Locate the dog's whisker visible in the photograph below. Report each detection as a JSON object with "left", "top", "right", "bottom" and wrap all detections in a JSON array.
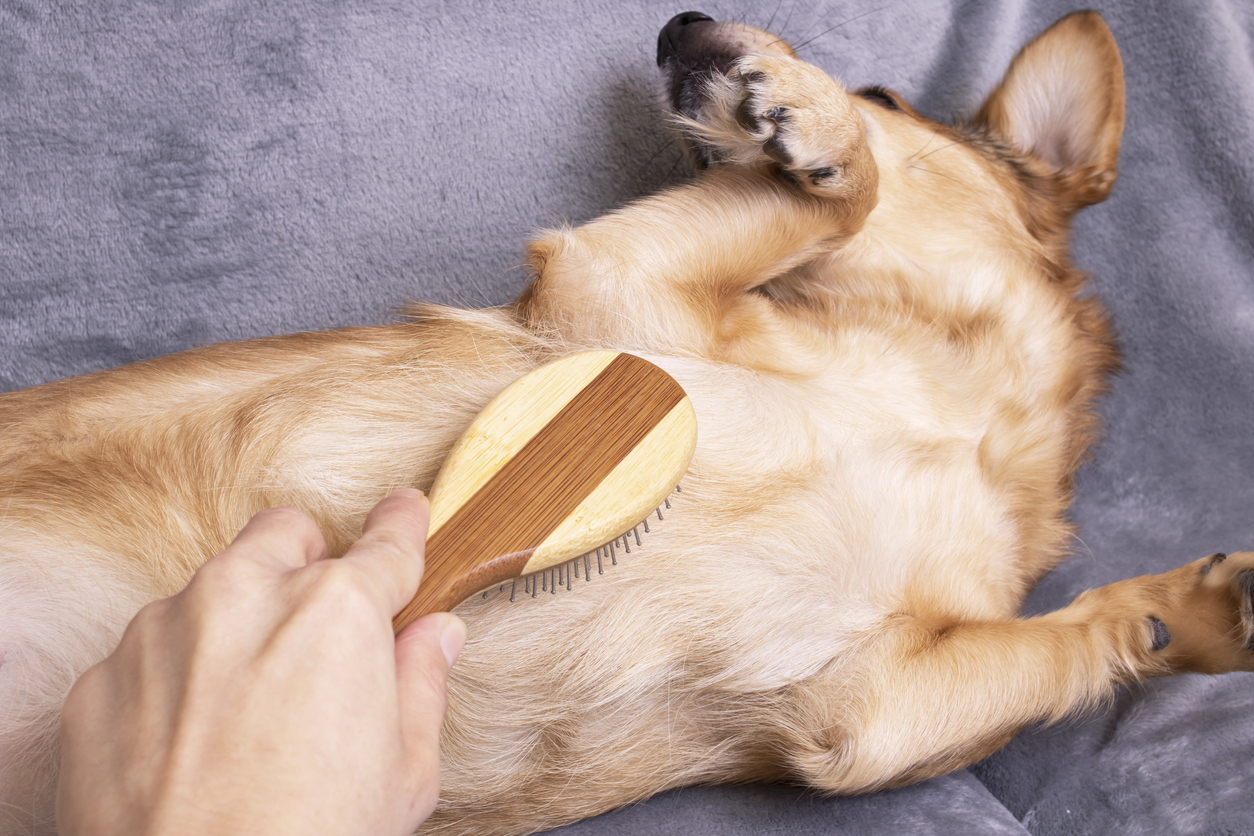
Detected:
[
  {"left": 779, "top": 0, "right": 797, "bottom": 41},
  {"left": 912, "top": 127, "right": 941, "bottom": 161},
  {"left": 765, "top": 0, "right": 785, "bottom": 33},
  {"left": 790, "top": 6, "right": 891, "bottom": 54},
  {"left": 907, "top": 164, "right": 966, "bottom": 187},
  {"left": 911, "top": 129, "right": 984, "bottom": 163}
]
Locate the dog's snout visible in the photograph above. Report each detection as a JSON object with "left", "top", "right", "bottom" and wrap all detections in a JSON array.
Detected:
[{"left": 657, "top": 11, "right": 715, "bottom": 67}]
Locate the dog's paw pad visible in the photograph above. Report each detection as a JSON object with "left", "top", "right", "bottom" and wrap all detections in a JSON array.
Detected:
[
  {"left": 1148, "top": 616, "right": 1172, "bottom": 651},
  {"left": 722, "top": 56, "right": 861, "bottom": 193},
  {"left": 1170, "top": 550, "right": 1254, "bottom": 669}
]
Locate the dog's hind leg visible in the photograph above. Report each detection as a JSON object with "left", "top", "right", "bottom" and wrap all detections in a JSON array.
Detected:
[{"left": 780, "top": 551, "right": 1254, "bottom": 793}]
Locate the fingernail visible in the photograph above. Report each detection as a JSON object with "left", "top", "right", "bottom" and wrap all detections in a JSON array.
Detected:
[
  {"left": 392, "top": 487, "right": 425, "bottom": 501},
  {"left": 439, "top": 615, "right": 467, "bottom": 669}
]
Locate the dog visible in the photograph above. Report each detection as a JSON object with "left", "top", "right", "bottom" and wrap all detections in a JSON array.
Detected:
[{"left": 2, "top": 9, "right": 1252, "bottom": 835}]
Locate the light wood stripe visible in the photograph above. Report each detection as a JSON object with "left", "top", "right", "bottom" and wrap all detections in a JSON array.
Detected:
[
  {"left": 393, "top": 352, "right": 688, "bottom": 628},
  {"left": 521, "top": 397, "right": 696, "bottom": 573},
  {"left": 426, "top": 351, "right": 616, "bottom": 534}
]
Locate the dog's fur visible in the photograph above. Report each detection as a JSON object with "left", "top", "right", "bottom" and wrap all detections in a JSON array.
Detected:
[{"left": 2, "top": 11, "right": 1253, "bottom": 835}]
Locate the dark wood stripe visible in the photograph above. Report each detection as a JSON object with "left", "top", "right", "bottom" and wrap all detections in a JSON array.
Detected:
[{"left": 394, "top": 353, "right": 685, "bottom": 627}]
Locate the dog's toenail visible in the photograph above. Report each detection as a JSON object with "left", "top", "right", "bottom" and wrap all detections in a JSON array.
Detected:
[
  {"left": 765, "top": 106, "right": 789, "bottom": 122},
  {"left": 1148, "top": 617, "right": 1171, "bottom": 651},
  {"left": 1200, "top": 553, "right": 1226, "bottom": 576}
]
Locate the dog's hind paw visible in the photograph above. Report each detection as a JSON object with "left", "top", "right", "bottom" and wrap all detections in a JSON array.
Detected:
[{"left": 1091, "top": 551, "right": 1254, "bottom": 676}]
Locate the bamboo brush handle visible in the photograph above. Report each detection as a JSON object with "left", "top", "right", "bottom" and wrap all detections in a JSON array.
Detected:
[{"left": 392, "top": 351, "right": 696, "bottom": 633}]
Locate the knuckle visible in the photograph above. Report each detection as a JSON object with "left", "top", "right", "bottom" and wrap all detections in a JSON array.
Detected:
[
  {"left": 302, "top": 561, "right": 380, "bottom": 621},
  {"left": 127, "top": 597, "right": 173, "bottom": 635},
  {"left": 357, "top": 530, "right": 423, "bottom": 578},
  {"left": 63, "top": 661, "right": 105, "bottom": 710},
  {"left": 255, "top": 506, "right": 323, "bottom": 541},
  {"left": 191, "top": 550, "right": 257, "bottom": 596}
]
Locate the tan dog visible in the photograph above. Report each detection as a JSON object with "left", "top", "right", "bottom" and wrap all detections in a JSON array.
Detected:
[{"left": 2, "top": 10, "right": 1252, "bottom": 835}]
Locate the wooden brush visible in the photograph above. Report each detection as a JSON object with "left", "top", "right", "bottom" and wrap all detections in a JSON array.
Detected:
[{"left": 392, "top": 351, "right": 697, "bottom": 633}]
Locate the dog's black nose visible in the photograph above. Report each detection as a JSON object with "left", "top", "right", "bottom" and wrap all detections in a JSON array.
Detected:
[{"left": 657, "top": 11, "right": 714, "bottom": 67}]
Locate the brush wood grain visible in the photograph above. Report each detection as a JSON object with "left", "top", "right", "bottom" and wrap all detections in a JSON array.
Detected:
[{"left": 392, "top": 351, "right": 696, "bottom": 632}]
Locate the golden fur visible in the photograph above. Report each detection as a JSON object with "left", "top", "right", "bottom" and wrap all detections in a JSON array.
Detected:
[{"left": 2, "top": 11, "right": 1253, "bottom": 835}]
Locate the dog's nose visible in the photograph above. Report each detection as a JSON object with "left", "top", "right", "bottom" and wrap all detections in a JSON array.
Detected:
[{"left": 657, "top": 11, "right": 714, "bottom": 67}]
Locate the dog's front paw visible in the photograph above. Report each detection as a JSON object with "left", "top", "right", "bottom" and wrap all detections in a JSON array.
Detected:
[{"left": 687, "top": 55, "right": 868, "bottom": 197}]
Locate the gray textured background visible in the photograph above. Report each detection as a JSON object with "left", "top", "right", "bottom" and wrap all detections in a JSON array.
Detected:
[{"left": 2, "top": 1, "right": 1252, "bottom": 833}]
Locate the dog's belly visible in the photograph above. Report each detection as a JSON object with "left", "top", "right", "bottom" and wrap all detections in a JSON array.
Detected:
[
  {"left": 426, "top": 349, "right": 1063, "bottom": 821},
  {"left": 0, "top": 541, "right": 145, "bottom": 835},
  {"left": 0, "top": 310, "right": 1083, "bottom": 834}
]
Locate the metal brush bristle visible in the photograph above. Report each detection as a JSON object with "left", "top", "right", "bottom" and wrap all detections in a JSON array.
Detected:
[{"left": 479, "top": 484, "right": 683, "bottom": 604}]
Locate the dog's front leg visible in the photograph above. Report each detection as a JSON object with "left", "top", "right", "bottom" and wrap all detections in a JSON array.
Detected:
[
  {"left": 781, "top": 551, "right": 1254, "bottom": 793},
  {"left": 516, "top": 56, "right": 877, "bottom": 364},
  {"left": 516, "top": 166, "right": 867, "bottom": 364}
]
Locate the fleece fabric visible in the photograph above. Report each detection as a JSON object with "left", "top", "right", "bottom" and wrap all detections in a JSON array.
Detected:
[{"left": 2, "top": 1, "right": 1252, "bottom": 833}]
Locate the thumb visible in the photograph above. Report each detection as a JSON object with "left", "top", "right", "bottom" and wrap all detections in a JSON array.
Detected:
[{"left": 394, "top": 613, "right": 466, "bottom": 813}]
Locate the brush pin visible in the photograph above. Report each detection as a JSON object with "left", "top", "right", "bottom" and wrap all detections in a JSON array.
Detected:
[{"left": 483, "top": 486, "right": 680, "bottom": 605}]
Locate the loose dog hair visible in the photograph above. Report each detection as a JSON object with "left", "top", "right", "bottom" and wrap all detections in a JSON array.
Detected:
[{"left": 2, "top": 11, "right": 1252, "bottom": 836}]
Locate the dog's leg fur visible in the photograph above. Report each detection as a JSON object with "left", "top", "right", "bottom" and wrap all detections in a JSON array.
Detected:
[
  {"left": 518, "top": 159, "right": 876, "bottom": 369},
  {"left": 781, "top": 551, "right": 1254, "bottom": 793}
]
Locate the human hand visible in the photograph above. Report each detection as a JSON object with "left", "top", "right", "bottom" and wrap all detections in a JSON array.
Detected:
[{"left": 57, "top": 489, "right": 464, "bottom": 836}]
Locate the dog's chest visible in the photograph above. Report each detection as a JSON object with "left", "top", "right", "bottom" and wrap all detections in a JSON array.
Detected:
[{"left": 656, "top": 355, "right": 1035, "bottom": 613}]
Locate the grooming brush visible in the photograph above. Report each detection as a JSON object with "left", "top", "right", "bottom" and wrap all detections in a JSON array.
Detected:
[{"left": 392, "top": 350, "right": 697, "bottom": 634}]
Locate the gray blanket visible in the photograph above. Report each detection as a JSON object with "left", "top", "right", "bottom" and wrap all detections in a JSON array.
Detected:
[{"left": 3, "top": 1, "right": 1252, "bottom": 833}]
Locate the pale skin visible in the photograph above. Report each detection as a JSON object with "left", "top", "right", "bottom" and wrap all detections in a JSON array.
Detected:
[{"left": 56, "top": 489, "right": 464, "bottom": 836}]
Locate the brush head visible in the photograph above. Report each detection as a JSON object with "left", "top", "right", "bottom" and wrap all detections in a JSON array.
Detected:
[{"left": 393, "top": 351, "right": 696, "bottom": 632}]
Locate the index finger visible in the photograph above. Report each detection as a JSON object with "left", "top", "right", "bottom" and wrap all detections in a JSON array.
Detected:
[{"left": 340, "top": 489, "right": 431, "bottom": 617}]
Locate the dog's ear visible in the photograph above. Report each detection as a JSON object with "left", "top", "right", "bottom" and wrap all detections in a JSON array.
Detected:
[{"left": 977, "top": 11, "right": 1125, "bottom": 207}]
